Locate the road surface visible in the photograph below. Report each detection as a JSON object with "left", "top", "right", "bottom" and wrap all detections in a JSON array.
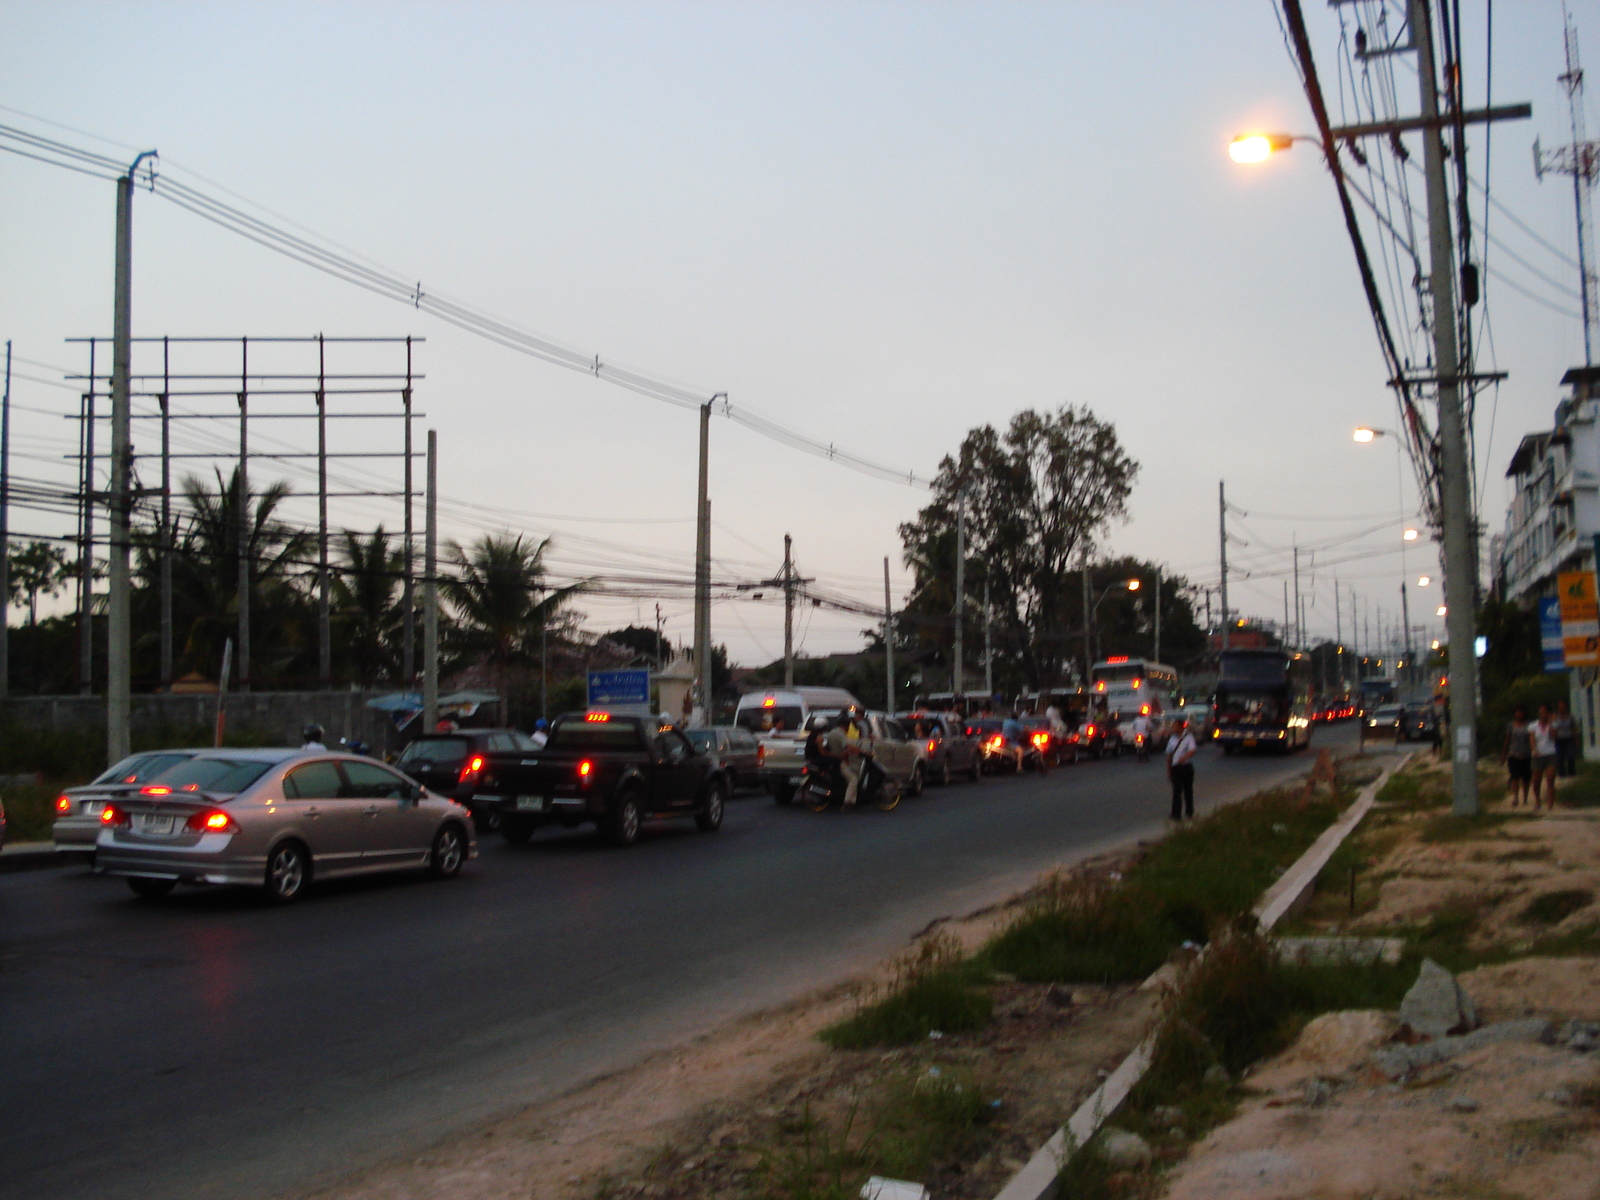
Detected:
[{"left": 0, "top": 725, "right": 1357, "bottom": 1200}]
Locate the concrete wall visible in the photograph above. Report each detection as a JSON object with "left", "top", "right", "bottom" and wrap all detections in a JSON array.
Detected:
[{"left": 0, "top": 690, "right": 394, "bottom": 751}]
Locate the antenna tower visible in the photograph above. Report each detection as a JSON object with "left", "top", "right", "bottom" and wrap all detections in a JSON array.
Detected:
[{"left": 1536, "top": 8, "right": 1600, "bottom": 365}]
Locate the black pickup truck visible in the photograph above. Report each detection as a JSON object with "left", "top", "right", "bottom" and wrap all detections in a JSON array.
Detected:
[{"left": 476, "top": 712, "right": 729, "bottom": 846}]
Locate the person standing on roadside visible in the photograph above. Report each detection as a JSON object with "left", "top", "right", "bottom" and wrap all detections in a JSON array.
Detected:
[
  {"left": 1166, "top": 718, "right": 1198, "bottom": 821},
  {"left": 1552, "top": 700, "right": 1578, "bottom": 778},
  {"left": 1531, "top": 704, "right": 1559, "bottom": 810},
  {"left": 1502, "top": 707, "right": 1532, "bottom": 806}
]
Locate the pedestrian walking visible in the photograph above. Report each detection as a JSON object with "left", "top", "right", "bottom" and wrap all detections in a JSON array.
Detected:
[
  {"left": 1502, "top": 707, "right": 1532, "bottom": 807},
  {"left": 1531, "top": 704, "right": 1559, "bottom": 810},
  {"left": 1553, "top": 700, "right": 1578, "bottom": 778},
  {"left": 1166, "top": 718, "right": 1198, "bottom": 821}
]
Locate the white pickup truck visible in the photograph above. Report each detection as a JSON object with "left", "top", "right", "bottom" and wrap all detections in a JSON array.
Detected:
[{"left": 758, "top": 713, "right": 927, "bottom": 804}]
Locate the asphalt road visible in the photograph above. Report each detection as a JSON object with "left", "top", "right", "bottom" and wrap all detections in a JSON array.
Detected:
[{"left": 0, "top": 724, "right": 1357, "bottom": 1200}]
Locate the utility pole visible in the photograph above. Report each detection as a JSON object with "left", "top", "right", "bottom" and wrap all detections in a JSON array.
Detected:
[
  {"left": 884, "top": 557, "right": 894, "bottom": 711},
  {"left": 158, "top": 341, "right": 172, "bottom": 690},
  {"left": 317, "top": 336, "right": 331, "bottom": 687},
  {"left": 1152, "top": 566, "right": 1161, "bottom": 665},
  {"left": 1335, "top": 577, "right": 1343, "bottom": 687},
  {"left": 692, "top": 397, "right": 718, "bottom": 725},
  {"left": 783, "top": 534, "right": 795, "bottom": 688},
  {"left": 1292, "top": 544, "right": 1301, "bottom": 649},
  {"left": 1535, "top": 11, "right": 1599, "bottom": 365},
  {"left": 1283, "top": 581, "right": 1290, "bottom": 647},
  {"left": 1400, "top": 579, "right": 1414, "bottom": 691},
  {"left": 0, "top": 341, "right": 10, "bottom": 700},
  {"left": 107, "top": 151, "right": 153, "bottom": 765},
  {"left": 1405, "top": 0, "right": 1480, "bottom": 812},
  {"left": 422, "top": 429, "right": 438, "bottom": 734},
  {"left": 983, "top": 576, "right": 993, "bottom": 696},
  {"left": 237, "top": 339, "right": 250, "bottom": 693},
  {"left": 1219, "top": 481, "right": 1230, "bottom": 651},
  {"left": 78, "top": 351, "right": 93, "bottom": 696},
  {"left": 1080, "top": 547, "right": 1092, "bottom": 685},
  {"left": 952, "top": 495, "right": 965, "bottom": 697},
  {"left": 655, "top": 603, "right": 664, "bottom": 667}
]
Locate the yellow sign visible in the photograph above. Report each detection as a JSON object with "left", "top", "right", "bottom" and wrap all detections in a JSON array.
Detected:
[{"left": 1558, "top": 571, "right": 1600, "bottom": 667}]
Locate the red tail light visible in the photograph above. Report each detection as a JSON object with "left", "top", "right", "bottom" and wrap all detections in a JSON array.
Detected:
[
  {"left": 757, "top": 743, "right": 767, "bottom": 765},
  {"left": 987, "top": 735, "right": 1004, "bottom": 750},
  {"left": 578, "top": 760, "right": 593, "bottom": 779},
  {"left": 1031, "top": 732, "right": 1048, "bottom": 747},
  {"left": 458, "top": 754, "right": 485, "bottom": 784},
  {"left": 141, "top": 785, "right": 172, "bottom": 797},
  {"left": 184, "top": 809, "right": 237, "bottom": 834},
  {"left": 101, "top": 803, "right": 130, "bottom": 827},
  {"left": 927, "top": 740, "right": 937, "bottom": 754},
  {"left": 1086, "top": 724, "right": 1097, "bottom": 737},
  {"left": 55, "top": 794, "right": 73, "bottom": 814}
]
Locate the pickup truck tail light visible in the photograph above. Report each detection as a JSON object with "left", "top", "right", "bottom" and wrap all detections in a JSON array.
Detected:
[
  {"left": 927, "top": 740, "right": 937, "bottom": 755},
  {"left": 578, "top": 760, "right": 594, "bottom": 785},
  {"left": 458, "top": 755, "right": 485, "bottom": 785},
  {"left": 756, "top": 742, "right": 766, "bottom": 766}
]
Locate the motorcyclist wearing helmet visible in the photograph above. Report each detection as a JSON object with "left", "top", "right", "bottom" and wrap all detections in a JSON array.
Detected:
[
  {"left": 302, "top": 723, "right": 327, "bottom": 751},
  {"left": 803, "top": 713, "right": 843, "bottom": 798},
  {"left": 824, "top": 705, "right": 871, "bottom": 806},
  {"left": 530, "top": 718, "right": 550, "bottom": 750}
]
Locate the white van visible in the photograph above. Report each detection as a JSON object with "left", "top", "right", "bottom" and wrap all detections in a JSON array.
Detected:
[{"left": 733, "top": 686, "right": 861, "bottom": 737}]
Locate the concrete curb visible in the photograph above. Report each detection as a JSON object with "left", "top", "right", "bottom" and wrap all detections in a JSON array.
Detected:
[
  {"left": 991, "top": 750, "right": 1413, "bottom": 1200},
  {"left": 0, "top": 843, "right": 72, "bottom": 874}
]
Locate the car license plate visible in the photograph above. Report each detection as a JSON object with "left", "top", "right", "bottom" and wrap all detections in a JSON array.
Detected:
[
  {"left": 515, "top": 795, "right": 545, "bottom": 812},
  {"left": 1242, "top": 738, "right": 1258, "bottom": 748},
  {"left": 138, "top": 813, "right": 177, "bottom": 835}
]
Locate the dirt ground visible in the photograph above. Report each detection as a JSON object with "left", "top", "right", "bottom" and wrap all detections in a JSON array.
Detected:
[
  {"left": 294, "top": 851, "right": 1158, "bottom": 1200},
  {"left": 1158, "top": 757, "right": 1600, "bottom": 1200}
]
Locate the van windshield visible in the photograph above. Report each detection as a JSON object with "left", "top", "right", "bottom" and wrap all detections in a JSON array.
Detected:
[{"left": 736, "top": 706, "right": 803, "bottom": 734}]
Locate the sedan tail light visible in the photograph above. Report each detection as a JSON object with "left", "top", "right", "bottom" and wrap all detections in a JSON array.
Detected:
[
  {"left": 101, "top": 803, "right": 130, "bottom": 828},
  {"left": 55, "top": 794, "right": 73, "bottom": 814},
  {"left": 184, "top": 809, "right": 237, "bottom": 834}
]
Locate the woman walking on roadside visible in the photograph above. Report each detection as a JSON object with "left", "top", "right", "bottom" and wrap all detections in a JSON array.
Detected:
[
  {"left": 1531, "top": 704, "right": 1560, "bottom": 810},
  {"left": 1502, "top": 707, "right": 1532, "bottom": 807}
]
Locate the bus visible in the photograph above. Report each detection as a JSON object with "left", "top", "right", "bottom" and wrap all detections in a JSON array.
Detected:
[
  {"left": 1358, "top": 677, "right": 1397, "bottom": 717},
  {"left": 1089, "top": 657, "right": 1180, "bottom": 722},
  {"left": 1212, "top": 648, "right": 1313, "bottom": 753}
]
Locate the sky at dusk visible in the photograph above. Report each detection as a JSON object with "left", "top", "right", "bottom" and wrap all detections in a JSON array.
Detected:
[{"left": 1, "top": 1, "right": 1592, "bottom": 670}]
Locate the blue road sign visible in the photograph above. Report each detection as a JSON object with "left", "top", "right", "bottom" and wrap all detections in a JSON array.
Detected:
[
  {"left": 588, "top": 669, "right": 651, "bottom": 707},
  {"left": 1540, "top": 595, "right": 1566, "bottom": 672}
]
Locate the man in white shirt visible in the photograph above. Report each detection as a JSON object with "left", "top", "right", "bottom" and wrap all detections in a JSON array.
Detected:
[{"left": 1166, "top": 718, "right": 1199, "bottom": 820}]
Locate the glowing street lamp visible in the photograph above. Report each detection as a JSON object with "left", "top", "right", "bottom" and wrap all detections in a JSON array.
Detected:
[
  {"left": 1403, "top": 527, "right": 1420, "bottom": 541},
  {"left": 1437, "top": 605, "right": 1448, "bottom": 617},
  {"left": 1417, "top": 575, "right": 1431, "bottom": 587},
  {"left": 1228, "top": 132, "right": 1296, "bottom": 163}
]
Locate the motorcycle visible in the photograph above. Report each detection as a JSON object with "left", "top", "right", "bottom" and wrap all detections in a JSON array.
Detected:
[
  {"left": 1022, "top": 732, "right": 1052, "bottom": 775},
  {"left": 1134, "top": 732, "right": 1150, "bottom": 763},
  {"left": 797, "top": 755, "right": 901, "bottom": 812}
]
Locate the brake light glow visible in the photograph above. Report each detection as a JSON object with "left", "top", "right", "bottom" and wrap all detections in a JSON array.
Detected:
[
  {"left": 1107, "top": 655, "right": 1129, "bottom": 663},
  {"left": 101, "top": 803, "right": 130, "bottom": 827},
  {"left": 141, "top": 785, "right": 172, "bottom": 796},
  {"left": 1132, "top": 679, "right": 1142, "bottom": 689},
  {"left": 1140, "top": 705, "right": 1150, "bottom": 715},
  {"left": 584, "top": 712, "right": 611, "bottom": 722},
  {"left": 1031, "top": 733, "right": 1048, "bottom": 747},
  {"left": 578, "top": 760, "right": 593, "bottom": 777},
  {"left": 1086, "top": 724, "right": 1097, "bottom": 736},
  {"left": 757, "top": 743, "right": 766, "bottom": 765},
  {"left": 1095, "top": 682, "right": 1105, "bottom": 691},
  {"left": 987, "top": 735, "right": 1004, "bottom": 750},
  {"left": 185, "top": 809, "right": 237, "bottom": 834},
  {"left": 55, "top": 794, "right": 72, "bottom": 814},
  {"left": 762, "top": 696, "right": 776, "bottom": 707},
  {"left": 927, "top": 740, "right": 937, "bottom": 754},
  {"left": 459, "top": 754, "right": 485, "bottom": 784}
]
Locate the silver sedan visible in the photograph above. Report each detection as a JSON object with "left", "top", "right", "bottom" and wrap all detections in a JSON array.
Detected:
[
  {"left": 94, "top": 748, "right": 476, "bottom": 903},
  {"left": 52, "top": 747, "right": 207, "bottom": 852}
]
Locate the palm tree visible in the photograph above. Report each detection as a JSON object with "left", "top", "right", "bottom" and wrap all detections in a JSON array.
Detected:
[{"left": 331, "top": 526, "right": 403, "bottom": 685}]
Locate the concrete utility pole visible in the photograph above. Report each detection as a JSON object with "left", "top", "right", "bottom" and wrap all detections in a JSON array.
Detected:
[
  {"left": 953, "top": 496, "right": 965, "bottom": 696},
  {"left": 422, "top": 429, "right": 438, "bottom": 733},
  {"left": 0, "top": 341, "right": 10, "bottom": 700},
  {"left": 1292, "top": 545, "right": 1301, "bottom": 649},
  {"left": 317, "top": 337, "right": 331, "bottom": 687},
  {"left": 78, "top": 348, "right": 94, "bottom": 696},
  {"left": 983, "top": 576, "right": 993, "bottom": 696},
  {"left": 692, "top": 398, "right": 718, "bottom": 724},
  {"left": 1080, "top": 547, "right": 1092, "bottom": 685},
  {"left": 883, "top": 557, "right": 894, "bottom": 711},
  {"left": 1335, "top": 577, "right": 1343, "bottom": 685},
  {"left": 1152, "top": 566, "right": 1161, "bottom": 666},
  {"left": 237, "top": 339, "right": 250, "bottom": 693},
  {"left": 1410, "top": 0, "right": 1480, "bottom": 813},
  {"left": 107, "top": 152, "right": 154, "bottom": 765},
  {"left": 158, "top": 341, "right": 172, "bottom": 690},
  {"left": 783, "top": 534, "right": 795, "bottom": 688},
  {"left": 1219, "top": 481, "right": 1230, "bottom": 651},
  {"left": 1400, "top": 579, "right": 1414, "bottom": 689}
]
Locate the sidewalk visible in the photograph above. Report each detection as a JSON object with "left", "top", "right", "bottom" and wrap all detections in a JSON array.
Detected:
[{"left": 0, "top": 841, "right": 64, "bottom": 874}]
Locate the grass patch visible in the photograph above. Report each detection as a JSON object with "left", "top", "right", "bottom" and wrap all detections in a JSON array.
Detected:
[
  {"left": 753, "top": 1070, "right": 994, "bottom": 1200},
  {"left": 987, "top": 782, "right": 1348, "bottom": 985},
  {"left": 1525, "top": 923, "right": 1600, "bottom": 957},
  {"left": 1518, "top": 889, "right": 1595, "bottom": 926},
  {"left": 1419, "top": 811, "right": 1519, "bottom": 844},
  {"left": 2, "top": 780, "right": 60, "bottom": 843},
  {"left": 821, "top": 935, "right": 992, "bottom": 1050}
]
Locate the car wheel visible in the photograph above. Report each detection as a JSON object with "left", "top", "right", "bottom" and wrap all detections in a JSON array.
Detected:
[
  {"left": 607, "top": 792, "right": 643, "bottom": 846},
  {"left": 429, "top": 824, "right": 467, "bottom": 878},
  {"left": 907, "top": 764, "right": 924, "bottom": 798},
  {"left": 500, "top": 818, "right": 535, "bottom": 845},
  {"left": 874, "top": 778, "right": 902, "bottom": 811},
  {"left": 264, "top": 841, "right": 310, "bottom": 905},
  {"left": 969, "top": 755, "right": 983, "bottom": 782},
  {"left": 696, "top": 779, "right": 727, "bottom": 832},
  {"left": 127, "top": 876, "right": 175, "bottom": 900}
]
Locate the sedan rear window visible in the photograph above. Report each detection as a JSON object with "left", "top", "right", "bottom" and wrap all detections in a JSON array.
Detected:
[
  {"left": 150, "top": 758, "right": 274, "bottom": 796},
  {"left": 94, "top": 751, "right": 195, "bottom": 786},
  {"left": 398, "top": 737, "right": 471, "bottom": 767}
]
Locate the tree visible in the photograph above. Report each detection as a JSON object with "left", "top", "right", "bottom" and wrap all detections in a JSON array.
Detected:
[
  {"left": 331, "top": 526, "right": 404, "bottom": 685},
  {"left": 6, "top": 540, "right": 73, "bottom": 625},
  {"left": 601, "top": 625, "right": 673, "bottom": 664},
  {"left": 899, "top": 405, "right": 1139, "bottom": 690}
]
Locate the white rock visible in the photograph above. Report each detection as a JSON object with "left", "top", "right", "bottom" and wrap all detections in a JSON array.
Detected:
[
  {"left": 1399, "top": 958, "right": 1479, "bottom": 1039},
  {"left": 1098, "top": 1127, "right": 1153, "bottom": 1169}
]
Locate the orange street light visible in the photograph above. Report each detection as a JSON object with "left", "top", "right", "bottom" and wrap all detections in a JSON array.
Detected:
[{"left": 1228, "top": 133, "right": 1296, "bottom": 163}]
